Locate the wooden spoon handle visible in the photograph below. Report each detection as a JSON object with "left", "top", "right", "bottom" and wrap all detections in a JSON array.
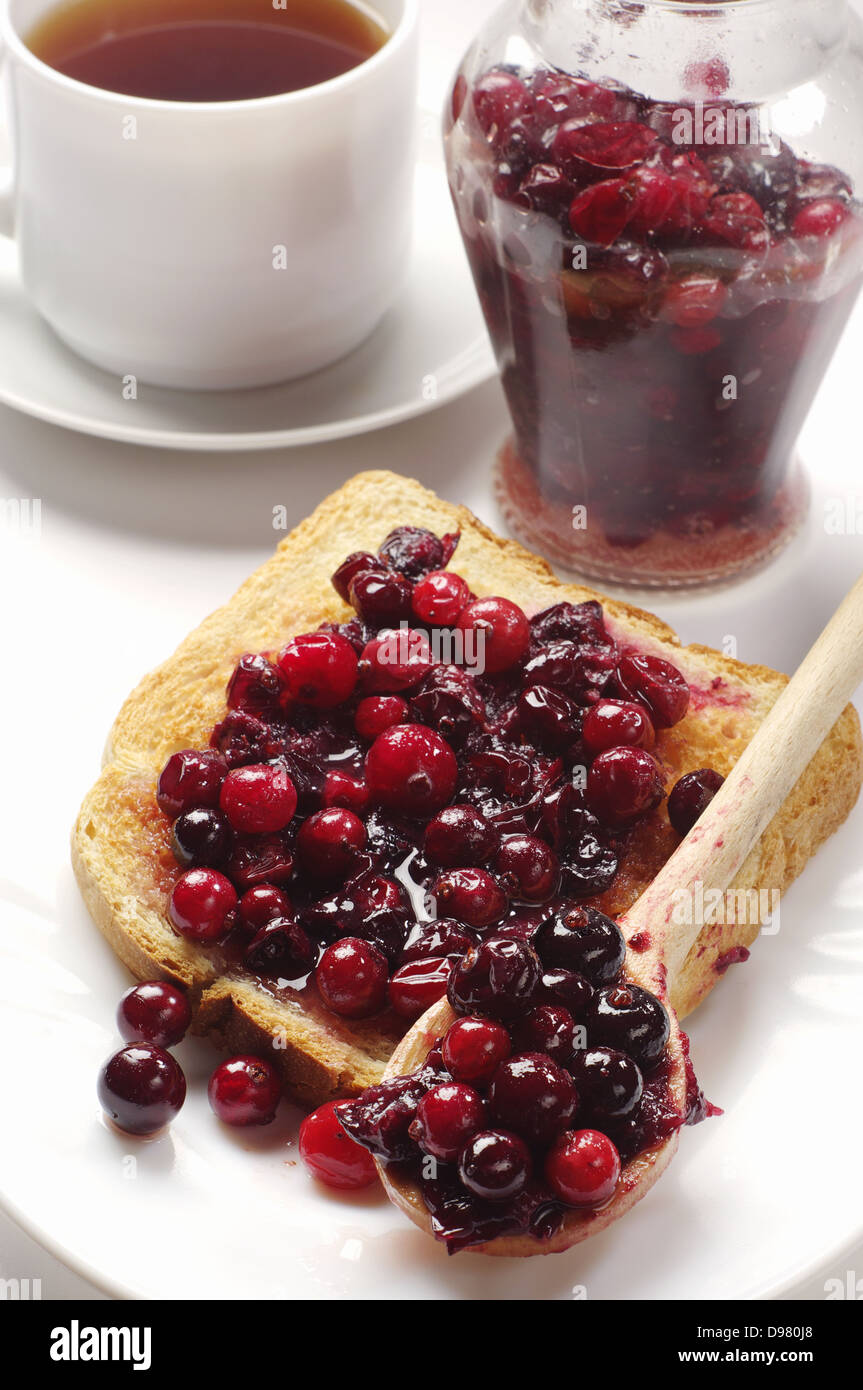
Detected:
[{"left": 624, "top": 570, "right": 863, "bottom": 987}]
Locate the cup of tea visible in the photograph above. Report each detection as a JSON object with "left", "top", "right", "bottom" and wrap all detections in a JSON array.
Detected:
[{"left": 0, "top": 0, "right": 418, "bottom": 389}]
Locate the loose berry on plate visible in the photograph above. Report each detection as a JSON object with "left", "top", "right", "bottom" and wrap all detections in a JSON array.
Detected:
[
  {"left": 299, "top": 1101, "right": 379, "bottom": 1190},
  {"left": 208, "top": 1055, "right": 281, "bottom": 1126},
  {"left": 117, "top": 981, "right": 191, "bottom": 1049},
  {"left": 98, "top": 1043, "right": 186, "bottom": 1137}
]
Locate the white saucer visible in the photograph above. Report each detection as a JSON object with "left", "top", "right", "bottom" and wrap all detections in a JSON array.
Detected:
[{"left": 0, "top": 117, "right": 495, "bottom": 451}]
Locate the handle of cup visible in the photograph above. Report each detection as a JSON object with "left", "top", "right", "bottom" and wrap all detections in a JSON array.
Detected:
[{"left": 0, "top": 40, "right": 14, "bottom": 237}]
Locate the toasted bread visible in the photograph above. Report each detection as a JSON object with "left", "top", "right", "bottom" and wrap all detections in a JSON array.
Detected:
[{"left": 72, "top": 471, "right": 863, "bottom": 1107}]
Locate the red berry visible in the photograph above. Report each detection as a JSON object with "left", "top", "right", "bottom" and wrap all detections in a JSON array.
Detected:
[
  {"left": 667, "top": 768, "right": 724, "bottom": 837},
  {"left": 226, "top": 653, "right": 285, "bottom": 715},
  {"left": 671, "top": 325, "right": 722, "bottom": 356},
  {"left": 616, "top": 654, "right": 690, "bottom": 727},
  {"left": 424, "top": 805, "right": 499, "bottom": 867},
  {"left": 553, "top": 118, "right": 658, "bottom": 177},
  {"left": 456, "top": 597, "right": 530, "bottom": 674},
  {"left": 117, "top": 981, "right": 191, "bottom": 1048},
  {"left": 512, "top": 1004, "right": 576, "bottom": 1065},
  {"left": 331, "top": 551, "right": 381, "bottom": 603},
  {"left": 359, "top": 630, "right": 435, "bottom": 693},
  {"left": 388, "top": 956, "right": 453, "bottom": 1019},
  {"left": 582, "top": 699, "right": 655, "bottom": 755},
  {"left": 365, "top": 724, "right": 457, "bottom": 817},
  {"left": 219, "top": 761, "right": 297, "bottom": 834},
  {"left": 442, "top": 1016, "right": 511, "bottom": 1085},
  {"left": 299, "top": 1100, "right": 378, "bottom": 1190},
  {"left": 244, "top": 917, "right": 315, "bottom": 977},
  {"left": 98, "top": 1043, "right": 186, "bottom": 1136},
  {"left": 278, "top": 631, "right": 358, "bottom": 709},
  {"left": 169, "top": 868, "right": 237, "bottom": 943},
  {"left": 237, "top": 884, "right": 292, "bottom": 933},
  {"left": 488, "top": 1052, "right": 576, "bottom": 1146},
  {"left": 354, "top": 694, "right": 410, "bottom": 741},
  {"left": 320, "top": 770, "right": 369, "bottom": 813},
  {"left": 458, "top": 1129, "right": 532, "bottom": 1202},
  {"left": 495, "top": 834, "right": 560, "bottom": 903},
  {"left": 704, "top": 191, "right": 768, "bottom": 251},
  {"left": 156, "top": 749, "right": 226, "bottom": 818},
  {"left": 208, "top": 1055, "right": 281, "bottom": 1126},
  {"left": 432, "top": 867, "right": 508, "bottom": 928},
  {"left": 226, "top": 835, "right": 294, "bottom": 890},
  {"left": 410, "top": 1083, "right": 486, "bottom": 1162},
  {"left": 411, "top": 570, "right": 471, "bottom": 626},
  {"left": 473, "top": 70, "right": 529, "bottom": 143},
  {"left": 569, "top": 177, "right": 633, "bottom": 246},
  {"left": 660, "top": 273, "right": 727, "bottom": 327},
  {"left": 316, "top": 938, "right": 389, "bottom": 1018},
  {"left": 544, "top": 1129, "right": 621, "bottom": 1208},
  {"left": 349, "top": 569, "right": 413, "bottom": 628},
  {"left": 792, "top": 197, "right": 848, "bottom": 240},
  {"left": 587, "top": 746, "right": 665, "bottom": 825},
  {"left": 297, "top": 807, "right": 366, "bottom": 879}
]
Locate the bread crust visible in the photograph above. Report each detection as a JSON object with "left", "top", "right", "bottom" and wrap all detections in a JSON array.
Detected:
[{"left": 72, "top": 470, "right": 863, "bottom": 1107}]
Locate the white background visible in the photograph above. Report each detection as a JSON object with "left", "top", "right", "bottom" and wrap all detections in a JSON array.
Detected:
[{"left": 1, "top": 0, "right": 862, "bottom": 1299}]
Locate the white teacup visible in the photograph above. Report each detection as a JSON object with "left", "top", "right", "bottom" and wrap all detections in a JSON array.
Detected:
[{"left": 0, "top": 0, "right": 418, "bottom": 389}]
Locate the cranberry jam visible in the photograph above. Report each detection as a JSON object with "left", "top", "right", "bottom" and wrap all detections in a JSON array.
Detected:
[
  {"left": 335, "top": 928, "right": 704, "bottom": 1254},
  {"left": 445, "top": 64, "right": 863, "bottom": 585},
  {"left": 153, "top": 525, "right": 720, "bottom": 1248}
]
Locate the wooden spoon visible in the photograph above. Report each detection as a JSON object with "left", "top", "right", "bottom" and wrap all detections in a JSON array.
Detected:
[{"left": 380, "top": 573, "right": 863, "bottom": 1256}]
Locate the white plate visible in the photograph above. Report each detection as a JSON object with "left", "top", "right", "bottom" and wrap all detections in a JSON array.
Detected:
[
  {"left": 1, "top": 446, "right": 862, "bottom": 1297},
  {"left": 0, "top": 115, "right": 494, "bottom": 451}
]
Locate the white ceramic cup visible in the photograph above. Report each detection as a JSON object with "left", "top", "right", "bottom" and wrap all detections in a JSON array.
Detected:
[{"left": 0, "top": 0, "right": 418, "bottom": 389}]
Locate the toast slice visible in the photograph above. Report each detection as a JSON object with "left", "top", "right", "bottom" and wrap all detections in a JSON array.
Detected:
[{"left": 72, "top": 470, "right": 863, "bottom": 1107}]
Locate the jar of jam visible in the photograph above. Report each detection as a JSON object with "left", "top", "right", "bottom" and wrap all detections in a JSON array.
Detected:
[{"left": 445, "top": 0, "right": 863, "bottom": 586}]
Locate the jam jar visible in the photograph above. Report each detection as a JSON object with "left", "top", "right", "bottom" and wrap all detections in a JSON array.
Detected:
[{"left": 445, "top": 0, "right": 863, "bottom": 586}]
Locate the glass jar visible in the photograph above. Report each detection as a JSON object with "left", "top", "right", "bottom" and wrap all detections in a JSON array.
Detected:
[{"left": 444, "top": 0, "right": 863, "bottom": 587}]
